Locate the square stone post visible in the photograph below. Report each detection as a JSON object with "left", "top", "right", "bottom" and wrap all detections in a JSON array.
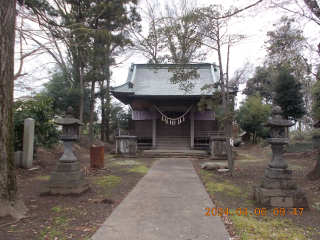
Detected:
[
  {"left": 22, "top": 118, "right": 35, "bottom": 169},
  {"left": 152, "top": 110, "right": 157, "bottom": 149},
  {"left": 190, "top": 111, "right": 194, "bottom": 149},
  {"left": 210, "top": 139, "right": 215, "bottom": 157},
  {"left": 15, "top": 151, "right": 23, "bottom": 167}
]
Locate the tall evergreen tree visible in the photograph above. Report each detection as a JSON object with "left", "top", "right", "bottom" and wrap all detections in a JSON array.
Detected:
[
  {"left": 265, "top": 16, "right": 313, "bottom": 127},
  {"left": 273, "top": 67, "right": 306, "bottom": 122},
  {"left": 84, "top": 0, "right": 141, "bottom": 143}
]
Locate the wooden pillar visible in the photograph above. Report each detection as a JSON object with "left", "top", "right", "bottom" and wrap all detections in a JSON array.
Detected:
[
  {"left": 190, "top": 111, "right": 194, "bottom": 149},
  {"left": 152, "top": 110, "right": 156, "bottom": 149}
]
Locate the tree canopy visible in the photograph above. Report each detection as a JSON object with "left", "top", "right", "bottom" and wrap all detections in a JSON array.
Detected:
[
  {"left": 242, "top": 65, "right": 277, "bottom": 104},
  {"left": 273, "top": 67, "right": 306, "bottom": 122},
  {"left": 237, "top": 95, "right": 271, "bottom": 142}
]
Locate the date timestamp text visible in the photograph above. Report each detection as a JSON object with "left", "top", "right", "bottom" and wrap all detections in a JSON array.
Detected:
[{"left": 205, "top": 207, "right": 304, "bottom": 216}]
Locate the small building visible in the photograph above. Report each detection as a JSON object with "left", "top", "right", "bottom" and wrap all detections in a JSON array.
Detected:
[
  {"left": 111, "top": 63, "right": 237, "bottom": 150},
  {"left": 239, "top": 131, "right": 251, "bottom": 144}
]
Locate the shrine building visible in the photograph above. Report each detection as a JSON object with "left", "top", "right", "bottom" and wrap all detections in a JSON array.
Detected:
[{"left": 111, "top": 63, "right": 237, "bottom": 151}]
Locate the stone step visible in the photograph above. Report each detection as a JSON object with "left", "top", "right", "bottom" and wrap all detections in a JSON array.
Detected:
[
  {"left": 142, "top": 150, "right": 209, "bottom": 158},
  {"left": 156, "top": 142, "right": 189, "bottom": 146},
  {"left": 157, "top": 136, "right": 190, "bottom": 138},
  {"left": 156, "top": 138, "right": 190, "bottom": 142},
  {"left": 156, "top": 138, "right": 189, "bottom": 141},
  {"left": 155, "top": 148, "right": 191, "bottom": 151},
  {"left": 155, "top": 137, "right": 191, "bottom": 150},
  {"left": 155, "top": 145, "right": 190, "bottom": 149},
  {"left": 156, "top": 141, "right": 190, "bottom": 145}
]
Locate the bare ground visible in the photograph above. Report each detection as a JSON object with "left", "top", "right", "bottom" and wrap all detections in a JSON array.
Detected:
[
  {"left": 191, "top": 143, "right": 320, "bottom": 239},
  {"left": 0, "top": 142, "right": 319, "bottom": 239},
  {"left": 0, "top": 142, "right": 157, "bottom": 240}
]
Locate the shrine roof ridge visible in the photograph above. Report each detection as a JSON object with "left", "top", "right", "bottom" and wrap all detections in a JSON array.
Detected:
[{"left": 111, "top": 63, "right": 223, "bottom": 97}]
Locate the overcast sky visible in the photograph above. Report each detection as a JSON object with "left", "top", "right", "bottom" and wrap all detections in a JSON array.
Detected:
[{"left": 14, "top": 0, "right": 320, "bottom": 103}]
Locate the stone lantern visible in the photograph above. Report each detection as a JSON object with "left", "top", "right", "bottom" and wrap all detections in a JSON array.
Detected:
[
  {"left": 56, "top": 106, "right": 83, "bottom": 163},
  {"left": 41, "top": 107, "right": 90, "bottom": 196},
  {"left": 264, "top": 106, "right": 295, "bottom": 169},
  {"left": 253, "top": 106, "right": 308, "bottom": 208}
]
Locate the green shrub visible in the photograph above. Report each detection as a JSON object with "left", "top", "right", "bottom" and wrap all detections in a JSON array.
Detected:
[
  {"left": 14, "top": 97, "right": 60, "bottom": 155},
  {"left": 290, "top": 130, "right": 305, "bottom": 142},
  {"left": 284, "top": 141, "right": 317, "bottom": 153}
]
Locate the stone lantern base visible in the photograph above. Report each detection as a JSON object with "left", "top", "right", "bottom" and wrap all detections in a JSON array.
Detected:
[
  {"left": 253, "top": 168, "right": 308, "bottom": 208},
  {"left": 41, "top": 162, "right": 90, "bottom": 196}
]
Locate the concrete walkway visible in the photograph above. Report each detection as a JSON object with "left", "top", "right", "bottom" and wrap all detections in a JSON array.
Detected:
[{"left": 91, "top": 158, "right": 230, "bottom": 240}]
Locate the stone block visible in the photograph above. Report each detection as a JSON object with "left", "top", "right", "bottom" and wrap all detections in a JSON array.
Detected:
[
  {"left": 253, "top": 190, "right": 259, "bottom": 201},
  {"left": 293, "top": 197, "right": 309, "bottom": 208},
  {"left": 15, "top": 151, "right": 23, "bottom": 167},
  {"left": 40, "top": 179, "right": 90, "bottom": 196},
  {"left": 265, "top": 168, "right": 292, "bottom": 179},
  {"left": 116, "top": 136, "right": 137, "bottom": 157},
  {"left": 282, "top": 190, "right": 295, "bottom": 197},
  {"left": 22, "top": 118, "right": 35, "bottom": 169},
  {"left": 253, "top": 186, "right": 261, "bottom": 202},
  {"left": 48, "top": 180, "right": 90, "bottom": 188},
  {"left": 55, "top": 162, "right": 80, "bottom": 172},
  {"left": 50, "top": 171, "right": 84, "bottom": 182},
  {"left": 261, "top": 177, "right": 297, "bottom": 190},
  {"left": 254, "top": 187, "right": 272, "bottom": 207},
  {"left": 259, "top": 194, "right": 271, "bottom": 207},
  {"left": 257, "top": 188, "right": 283, "bottom": 197},
  {"left": 270, "top": 197, "right": 293, "bottom": 208},
  {"left": 294, "top": 189, "right": 307, "bottom": 197}
]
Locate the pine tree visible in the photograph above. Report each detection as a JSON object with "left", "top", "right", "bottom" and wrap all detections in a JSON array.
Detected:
[{"left": 273, "top": 67, "right": 306, "bottom": 122}]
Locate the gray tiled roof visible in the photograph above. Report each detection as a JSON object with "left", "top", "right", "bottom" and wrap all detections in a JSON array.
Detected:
[{"left": 111, "top": 63, "right": 221, "bottom": 96}]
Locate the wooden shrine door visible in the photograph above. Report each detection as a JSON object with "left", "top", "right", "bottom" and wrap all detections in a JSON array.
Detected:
[{"left": 157, "top": 119, "right": 190, "bottom": 136}]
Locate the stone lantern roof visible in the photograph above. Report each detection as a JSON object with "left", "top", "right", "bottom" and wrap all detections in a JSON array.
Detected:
[
  {"left": 263, "top": 106, "right": 295, "bottom": 128},
  {"left": 54, "top": 106, "right": 84, "bottom": 126}
]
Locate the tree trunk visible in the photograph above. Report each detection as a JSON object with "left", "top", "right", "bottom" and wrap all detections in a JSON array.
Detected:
[
  {"left": 79, "top": 62, "right": 84, "bottom": 140},
  {"left": 216, "top": 29, "right": 234, "bottom": 175},
  {"left": 100, "top": 81, "right": 105, "bottom": 142},
  {"left": 217, "top": 58, "right": 234, "bottom": 174},
  {"left": 0, "top": 0, "right": 28, "bottom": 219},
  {"left": 88, "top": 81, "right": 95, "bottom": 145},
  {"left": 105, "top": 71, "right": 111, "bottom": 142},
  {"left": 305, "top": 139, "right": 320, "bottom": 181}
]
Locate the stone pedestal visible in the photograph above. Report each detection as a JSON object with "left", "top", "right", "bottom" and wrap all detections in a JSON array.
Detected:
[
  {"left": 254, "top": 106, "right": 308, "bottom": 208},
  {"left": 266, "top": 138, "right": 289, "bottom": 169},
  {"left": 22, "top": 118, "right": 35, "bottom": 169},
  {"left": 58, "top": 139, "right": 78, "bottom": 163},
  {"left": 41, "top": 106, "right": 89, "bottom": 196},
  {"left": 210, "top": 137, "right": 227, "bottom": 160},
  {"left": 41, "top": 162, "right": 90, "bottom": 196},
  {"left": 253, "top": 168, "right": 308, "bottom": 208},
  {"left": 116, "top": 136, "right": 137, "bottom": 157}
]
